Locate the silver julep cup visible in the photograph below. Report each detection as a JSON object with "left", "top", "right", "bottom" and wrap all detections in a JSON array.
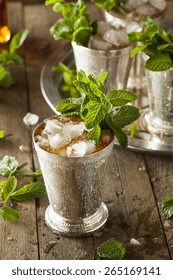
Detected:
[
  {"left": 144, "top": 68, "right": 173, "bottom": 138},
  {"left": 71, "top": 42, "right": 133, "bottom": 90},
  {"left": 33, "top": 121, "right": 114, "bottom": 237}
]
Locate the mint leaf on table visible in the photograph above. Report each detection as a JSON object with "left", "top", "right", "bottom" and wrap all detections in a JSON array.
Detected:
[
  {"left": 2, "top": 176, "right": 17, "bottom": 203},
  {"left": 0, "top": 206, "right": 20, "bottom": 221},
  {"left": 11, "top": 182, "right": 46, "bottom": 201},
  {"left": 0, "top": 155, "right": 18, "bottom": 177},
  {"left": 97, "top": 237, "right": 126, "bottom": 259},
  {"left": 0, "top": 30, "right": 28, "bottom": 88},
  {"left": 0, "top": 130, "right": 5, "bottom": 139},
  {"left": 162, "top": 196, "right": 173, "bottom": 219},
  {"left": 19, "top": 169, "right": 42, "bottom": 178}
]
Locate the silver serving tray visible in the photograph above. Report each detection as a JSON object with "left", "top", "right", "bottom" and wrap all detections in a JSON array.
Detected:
[{"left": 40, "top": 44, "right": 173, "bottom": 156}]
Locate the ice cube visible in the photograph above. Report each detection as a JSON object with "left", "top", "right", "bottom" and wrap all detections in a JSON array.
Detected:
[
  {"left": 149, "top": 0, "right": 167, "bottom": 11},
  {"left": 136, "top": 4, "right": 158, "bottom": 16},
  {"left": 48, "top": 133, "right": 71, "bottom": 149},
  {"left": 62, "top": 121, "right": 86, "bottom": 139},
  {"left": 44, "top": 119, "right": 63, "bottom": 134},
  {"left": 117, "top": 29, "right": 129, "bottom": 45},
  {"left": 88, "top": 35, "right": 113, "bottom": 50},
  {"left": 97, "top": 21, "right": 112, "bottom": 37},
  {"left": 124, "top": 0, "right": 148, "bottom": 11},
  {"left": 103, "top": 29, "right": 121, "bottom": 46},
  {"left": 126, "top": 21, "right": 142, "bottom": 34},
  {"left": 66, "top": 140, "right": 96, "bottom": 157},
  {"left": 35, "top": 135, "right": 49, "bottom": 147},
  {"left": 23, "top": 112, "right": 39, "bottom": 126}
]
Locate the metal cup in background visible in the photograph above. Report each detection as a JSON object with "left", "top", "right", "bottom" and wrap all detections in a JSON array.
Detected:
[
  {"left": 71, "top": 42, "right": 133, "bottom": 91},
  {"left": 143, "top": 68, "right": 173, "bottom": 139},
  {"left": 33, "top": 119, "right": 114, "bottom": 237}
]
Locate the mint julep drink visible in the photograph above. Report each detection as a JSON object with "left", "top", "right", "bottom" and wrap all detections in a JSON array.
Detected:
[
  {"left": 33, "top": 116, "right": 114, "bottom": 236},
  {"left": 34, "top": 116, "right": 113, "bottom": 157}
]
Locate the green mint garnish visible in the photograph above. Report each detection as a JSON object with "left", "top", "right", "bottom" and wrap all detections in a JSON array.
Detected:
[
  {"left": 97, "top": 237, "right": 126, "bottom": 259},
  {"left": 45, "top": 0, "right": 97, "bottom": 46},
  {"left": 128, "top": 16, "right": 173, "bottom": 71},
  {"left": 0, "top": 30, "right": 29, "bottom": 88},
  {"left": 91, "top": 0, "right": 128, "bottom": 13},
  {"left": 53, "top": 62, "right": 79, "bottom": 97},
  {"left": 162, "top": 196, "right": 173, "bottom": 219},
  {"left": 56, "top": 70, "right": 140, "bottom": 148},
  {"left": 0, "top": 130, "right": 5, "bottom": 139},
  {"left": 0, "top": 155, "right": 46, "bottom": 222}
]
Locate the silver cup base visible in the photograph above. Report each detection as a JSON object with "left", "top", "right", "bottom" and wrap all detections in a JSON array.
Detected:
[
  {"left": 143, "top": 112, "right": 173, "bottom": 140},
  {"left": 45, "top": 202, "right": 109, "bottom": 237}
]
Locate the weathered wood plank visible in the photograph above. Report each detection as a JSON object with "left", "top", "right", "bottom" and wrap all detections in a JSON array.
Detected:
[
  {"left": 0, "top": 2, "right": 38, "bottom": 260},
  {"left": 144, "top": 154, "right": 173, "bottom": 258}
]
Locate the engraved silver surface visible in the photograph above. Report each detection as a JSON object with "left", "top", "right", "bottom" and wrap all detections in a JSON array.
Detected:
[
  {"left": 71, "top": 42, "right": 133, "bottom": 91},
  {"left": 33, "top": 121, "right": 114, "bottom": 236},
  {"left": 144, "top": 68, "right": 173, "bottom": 138}
]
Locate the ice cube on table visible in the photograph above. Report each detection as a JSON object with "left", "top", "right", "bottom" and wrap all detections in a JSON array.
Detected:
[
  {"left": 149, "top": 0, "right": 167, "bottom": 11},
  {"left": 126, "top": 21, "right": 142, "bottom": 34},
  {"left": 88, "top": 35, "right": 113, "bottom": 50},
  {"left": 23, "top": 112, "right": 39, "bottom": 126},
  {"left": 66, "top": 140, "right": 96, "bottom": 157},
  {"left": 48, "top": 133, "right": 71, "bottom": 149},
  {"left": 44, "top": 119, "right": 63, "bottom": 134},
  {"left": 62, "top": 121, "right": 86, "bottom": 139}
]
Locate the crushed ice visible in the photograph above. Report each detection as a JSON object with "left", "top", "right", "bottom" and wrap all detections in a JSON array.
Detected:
[{"left": 37, "top": 119, "right": 96, "bottom": 156}]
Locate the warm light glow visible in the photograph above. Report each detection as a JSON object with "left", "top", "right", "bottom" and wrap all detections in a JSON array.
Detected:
[{"left": 0, "top": 25, "right": 11, "bottom": 43}]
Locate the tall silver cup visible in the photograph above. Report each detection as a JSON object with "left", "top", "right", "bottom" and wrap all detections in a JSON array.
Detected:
[
  {"left": 72, "top": 42, "right": 133, "bottom": 90},
  {"left": 33, "top": 120, "right": 114, "bottom": 237},
  {"left": 144, "top": 68, "right": 173, "bottom": 138}
]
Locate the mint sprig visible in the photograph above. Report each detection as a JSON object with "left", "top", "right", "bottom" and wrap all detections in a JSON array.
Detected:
[
  {"left": 128, "top": 16, "right": 173, "bottom": 71},
  {"left": 0, "top": 155, "right": 45, "bottom": 221},
  {"left": 91, "top": 0, "right": 128, "bottom": 14},
  {"left": 56, "top": 70, "right": 140, "bottom": 148},
  {"left": 162, "top": 196, "right": 173, "bottom": 219},
  {"left": 97, "top": 237, "right": 126, "bottom": 259},
  {"left": 45, "top": 0, "right": 97, "bottom": 46},
  {"left": 0, "top": 30, "right": 29, "bottom": 88}
]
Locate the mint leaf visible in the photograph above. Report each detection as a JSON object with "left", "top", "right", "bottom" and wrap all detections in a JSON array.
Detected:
[
  {"left": 0, "top": 206, "right": 20, "bottom": 221},
  {"left": 3, "top": 176, "right": 17, "bottom": 203},
  {"left": 0, "top": 155, "right": 18, "bottom": 176},
  {"left": 107, "top": 106, "right": 140, "bottom": 128},
  {"left": 0, "top": 130, "right": 5, "bottom": 139},
  {"left": 86, "top": 125, "right": 101, "bottom": 145},
  {"left": 162, "top": 196, "right": 173, "bottom": 219},
  {"left": 109, "top": 125, "right": 127, "bottom": 148},
  {"left": 97, "top": 237, "right": 126, "bottom": 259},
  {"left": 0, "top": 66, "right": 14, "bottom": 88},
  {"left": 56, "top": 97, "right": 82, "bottom": 116},
  {"left": 9, "top": 30, "right": 29, "bottom": 54},
  {"left": 107, "top": 90, "right": 137, "bottom": 106},
  {"left": 19, "top": 169, "right": 42, "bottom": 178},
  {"left": 144, "top": 53, "right": 173, "bottom": 71},
  {"left": 11, "top": 182, "right": 46, "bottom": 201}
]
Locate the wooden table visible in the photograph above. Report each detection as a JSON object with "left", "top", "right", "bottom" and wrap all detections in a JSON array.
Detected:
[{"left": 0, "top": 0, "right": 173, "bottom": 260}]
